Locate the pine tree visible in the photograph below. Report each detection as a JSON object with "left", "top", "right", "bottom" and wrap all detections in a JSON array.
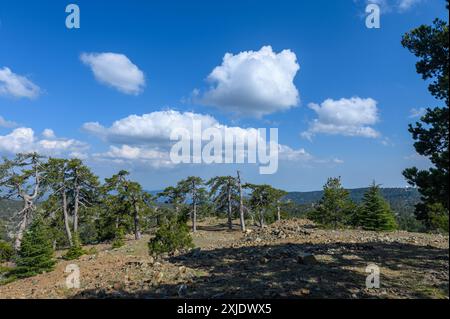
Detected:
[
  {"left": 309, "top": 177, "right": 355, "bottom": 228},
  {"left": 148, "top": 215, "right": 193, "bottom": 254},
  {"left": 207, "top": 176, "right": 239, "bottom": 230},
  {"left": 358, "top": 183, "right": 398, "bottom": 231},
  {"left": 401, "top": 2, "right": 449, "bottom": 230},
  {"left": 12, "top": 216, "right": 55, "bottom": 278},
  {"left": 111, "top": 227, "right": 125, "bottom": 249},
  {"left": 63, "top": 232, "right": 85, "bottom": 260},
  {"left": 177, "top": 176, "right": 207, "bottom": 232}
]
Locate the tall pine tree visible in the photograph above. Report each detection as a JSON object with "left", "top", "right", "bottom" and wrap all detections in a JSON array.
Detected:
[
  {"left": 401, "top": 0, "right": 449, "bottom": 230},
  {"left": 12, "top": 216, "right": 55, "bottom": 278},
  {"left": 309, "top": 177, "right": 355, "bottom": 228},
  {"left": 358, "top": 183, "right": 397, "bottom": 231}
]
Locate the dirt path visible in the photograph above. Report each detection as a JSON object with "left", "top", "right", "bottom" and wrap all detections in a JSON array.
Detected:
[{"left": 0, "top": 218, "right": 448, "bottom": 299}]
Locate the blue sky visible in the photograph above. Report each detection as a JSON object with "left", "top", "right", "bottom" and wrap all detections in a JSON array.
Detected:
[{"left": 0, "top": 0, "right": 447, "bottom": 191}]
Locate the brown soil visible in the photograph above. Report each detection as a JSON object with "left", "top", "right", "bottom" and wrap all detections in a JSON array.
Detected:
[{"left": 0, "top": 218, "right": 448, "bottom": 299}]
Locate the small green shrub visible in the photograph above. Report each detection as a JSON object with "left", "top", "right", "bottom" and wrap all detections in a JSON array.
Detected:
[
  {"left": 148, "top": 217, "right": 194, "bottom": 254},
  {"left": 0, "top": 265, "right": 15, "bottom": 285},
  {"left": 111, "top": 227, "right": 125, "bottom": 249},
  {"left": 85, "top": 247, "right": 98, "bottom": 255},
  {"left": 0, "top": 240, "right": 14, "bottom": 262},
  {"left": 63, "top": 234, "right": 85, "bottom": 260}
]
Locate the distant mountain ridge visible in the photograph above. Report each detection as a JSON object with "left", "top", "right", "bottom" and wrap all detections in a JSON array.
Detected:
[
  {"left": 1, "top": 188, "right": 421, "bottom": 220},
  {"left": 284, "top": 187, "right": 420, "bottom": 205}
]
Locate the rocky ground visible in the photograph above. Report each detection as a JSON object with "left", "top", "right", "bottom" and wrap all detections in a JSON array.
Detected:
[{"left": 0, "top": 218, "right": 448, "bottom": 299}]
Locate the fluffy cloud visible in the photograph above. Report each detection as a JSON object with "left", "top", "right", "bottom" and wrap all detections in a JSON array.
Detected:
[
  {"left": 42, "top": 128, "right": 56, "bottom": 139},
  {"left": 0, "top": 127, "right": 88, "bottom": 156},
  {"left": 0, "top": 67, "right": 41, "bottom": 99},
  {"left": 84, "top": 110, "right": 311, "bottom": 167},
  {"left": 302, "top": 97, "right": 380, "bottom": 139},
  {"left": 83, "top": 110, "right": 218, "bottom": 145},
  {"left": 93, "top": 145, "right": 174, "bottom": 168},
  {"left": 81, "top": 52, "right": 145, "bottom": 95},
  {"left": 196, "top": 46, "right": 300, "bottom": 118}
]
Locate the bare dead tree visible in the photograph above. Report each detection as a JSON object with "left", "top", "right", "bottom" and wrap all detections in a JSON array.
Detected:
[
  {"left": 0, "top": 153, "right": 45, "bottom": 250},
  {"left": 237, "top": 171, "right": 246, "bottom": 232}
]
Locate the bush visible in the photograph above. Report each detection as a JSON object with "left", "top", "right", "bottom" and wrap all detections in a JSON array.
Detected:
[
  {"left": 63, "top": 234, "right": 85, "bottom": 260},
  {"left": 148, "top": 217, "right": 194, "bottom": 254},
  {"left": 11, "top": 217, "right": 55, "bottom": 279},
  {"left": 111, "top": 227, "right": 125, "bottom": 249},
  {"left": 85, "top": 247, "right": 98, "bottom": 255},
  {"left": 428, "top": 203, "right": 449, "bottom": 233},
  {"left": 0, "top": 240, "right": 13, "bottom": 262}
]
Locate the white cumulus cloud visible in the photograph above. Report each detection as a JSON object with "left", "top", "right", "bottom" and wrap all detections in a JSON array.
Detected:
[
  {"left": 0, "top": 67, "right": 41, "bottom": 99},
  {"left": 196, "top": 46, "right": 300, "bottom": 118},
  {"left": 83, "top": 110, "right": 218, "bottom": 145},
  {"left": 94, "top": 145, "right": 174, "bottom": 169},
  {"left": 302, "top": 97, "right": 380, "bottom": 139},
  {"left": 0, "top": 127, "right": 88, "bottom": 156},
  {"left": 84, "top": 110, "right": 312, "bottom": 167},
  {"left": 81, "top": 52, "right": 145, "bottom": 95}
]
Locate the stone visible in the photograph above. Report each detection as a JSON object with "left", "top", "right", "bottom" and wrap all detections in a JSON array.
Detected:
[
  {"left": 178, "top": 284, "right": 187, "bottom": 297},
  {"left": 297, "top": 252, "right": 318, "bottom": 265}
]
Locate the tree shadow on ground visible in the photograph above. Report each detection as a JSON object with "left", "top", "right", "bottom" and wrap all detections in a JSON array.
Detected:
[{"left": 72, "top": 241, "right": 449, "bottom": 299}]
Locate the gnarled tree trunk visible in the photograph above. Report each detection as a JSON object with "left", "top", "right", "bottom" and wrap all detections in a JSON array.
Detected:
[
  {"left": 227, "top": 184, "right": 232, "bottom": 230},
  {"left": 237, "top": 171, "right": 246, "bottom": 232},
  {"left": 73, "top": 183, "right": 80, "bottom": 235},
  {"left": 62, "top": 189, "right": 73, "bottom": 246},
  {"left": 133, "top": 201, "right": 141, "bottom": 240}
]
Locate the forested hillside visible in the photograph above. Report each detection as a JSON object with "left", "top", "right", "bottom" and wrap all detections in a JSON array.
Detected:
[
  {"left": 285, "top": 187, "right": 420, "bottom": 211},
  {"left": 0, "top": 199, "right": 22, "bottom": 220}
]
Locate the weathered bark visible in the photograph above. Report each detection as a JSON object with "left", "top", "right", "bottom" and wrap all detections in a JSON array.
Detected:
[
  {"left": 259, "top": 210, "right": 265, "bottom": 228},
  {"left": 237, "top": 171, "right": 246, "bottom": 232},
  {"left": 73, "top": 183, "right": 80, "bottom": 234},
  {"left": 192, "top": 201, "right": 197, "bottom": 232},
  {"left": 277, "top": 201, "right": 281, "bottom": 222},
  {"left": 14, "top": 167, "right": 40, "bottom": 250},
  {"left": 133, "top": 201, "right": 141, "bottom": 240},
  {"left": 227, "top": 184, "right": 232, "bottom": 230},
  {"left": 14, "top": 207, "right": 29, "bottom": 251},
  {"left": 62, "top": 190, "right": 73, "bottom": 247},
  {"left": 191, "top": 181, "right": 197, "bottom": 233},
  {"left": 259, "top": 194, "right": 265, "bottom": 228},
  {"left": 14, "top": 198, "right": 36, "bottom": 250}
]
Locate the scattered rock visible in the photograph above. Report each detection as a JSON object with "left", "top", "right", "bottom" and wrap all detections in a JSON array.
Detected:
[
  {"left": 178, "top": 284, "right": 187, "bottom": 297},
  {"left": 297, "top": 253, "right": 318, "bottom": 265}
]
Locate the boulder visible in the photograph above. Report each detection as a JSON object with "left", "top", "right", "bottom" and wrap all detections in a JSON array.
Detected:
[{"left": 297, "top": 252, "right": 318, "bottom": 265}]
